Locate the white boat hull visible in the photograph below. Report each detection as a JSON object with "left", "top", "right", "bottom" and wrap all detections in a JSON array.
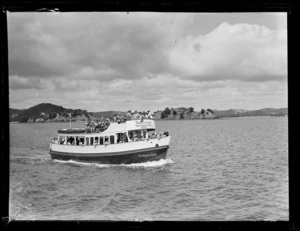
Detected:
[{"left": 49, "top": 136, "right": 171, "bottom": 164}]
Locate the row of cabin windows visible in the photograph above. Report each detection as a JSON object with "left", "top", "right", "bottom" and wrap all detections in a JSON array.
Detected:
[
  {"left": 83, "top": 136, "right": 115, "bottom": 145},
  {"left": 57, "top": 135, "right": 115, "bottom": 145},
  {"left": 87, "top": 136, "right": 114, "bottom": 145},
  {"left": 128, "top": 130, "right": 148, "bottom": 140},
  {"left": 58, "top": 130, "right": 154, "bottom": 146}
]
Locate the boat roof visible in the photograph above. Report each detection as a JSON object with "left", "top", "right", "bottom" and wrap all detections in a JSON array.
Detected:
[
  {"left": 57, "top": 119, "right": 156, "bottom": 136},
  {"left": 57, "top": 128, "right": 86, "bottom": 134}
]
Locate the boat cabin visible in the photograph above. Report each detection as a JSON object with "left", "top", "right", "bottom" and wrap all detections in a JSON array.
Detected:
[{"left": 53, "top": 119, "right": 165, "bottom": 146}]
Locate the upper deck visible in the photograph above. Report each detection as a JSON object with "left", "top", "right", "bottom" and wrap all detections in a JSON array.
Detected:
[{"left": 57, "top": 119, "right": 156, "bottom": 136}]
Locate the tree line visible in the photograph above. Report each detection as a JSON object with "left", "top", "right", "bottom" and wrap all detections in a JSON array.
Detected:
[{"left": 159, "top": 107, "right": 214, "bottom": 119}]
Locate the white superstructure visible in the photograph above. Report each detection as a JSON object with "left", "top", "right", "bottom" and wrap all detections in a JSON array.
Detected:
[{"left": 49, "top": 119, "right": 171, "bottom": 164}]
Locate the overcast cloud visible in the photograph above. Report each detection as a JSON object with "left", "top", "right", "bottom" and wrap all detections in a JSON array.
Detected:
[{"left": 8, "top": 12, "right": 287, "bottom": 112}]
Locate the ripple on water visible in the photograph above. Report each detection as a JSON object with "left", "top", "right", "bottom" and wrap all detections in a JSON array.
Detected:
[{"left": 9, "top": 118, "right": 288, "bottom": 220}]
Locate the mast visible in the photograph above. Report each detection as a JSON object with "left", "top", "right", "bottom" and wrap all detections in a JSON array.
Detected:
[{"left": 68, "top": 113, "right": 73, "bottom": 129}]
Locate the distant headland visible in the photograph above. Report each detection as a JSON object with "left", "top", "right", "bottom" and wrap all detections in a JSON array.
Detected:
[{"left": 9, "top": 103, "right": 288, "bottom": 123}]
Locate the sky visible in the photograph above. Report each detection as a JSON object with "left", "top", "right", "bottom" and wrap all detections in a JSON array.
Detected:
[{"left": 7, "top": 12, "right": 287, "bottom": 112}]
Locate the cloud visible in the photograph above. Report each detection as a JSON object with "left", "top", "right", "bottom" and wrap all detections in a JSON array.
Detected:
[
  {"left": 7, "top": 12, "right": 192, "bottom": 80},
  {"left": 7, "top": 13, "right": 287, "bottom": 111},
  {"left": 169, "top": 22, "right": 287, "bottom": 82},
  {"left": 8, "top": 13, "right": 287, "bottom": 84},
  {"left": 9, "top": 75, "right": 42, "bottom": 89}
]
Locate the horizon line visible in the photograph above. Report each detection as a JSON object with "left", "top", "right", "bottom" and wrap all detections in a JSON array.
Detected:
[{"left": 9, "top": 102, "right": 288, "bottom": 112}]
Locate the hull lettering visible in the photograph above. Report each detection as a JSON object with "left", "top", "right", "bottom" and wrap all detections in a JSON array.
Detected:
[{"left": 138, "top": 153, "right": 157, "bottom": 158}]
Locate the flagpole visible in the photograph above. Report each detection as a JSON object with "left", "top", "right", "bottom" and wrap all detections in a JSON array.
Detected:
[{"left": 68, "top": 113, "right": 73, "bottom": 129}]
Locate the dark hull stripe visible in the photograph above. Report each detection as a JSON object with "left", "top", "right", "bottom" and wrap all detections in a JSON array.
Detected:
[
  {"left": 50, "top": 146, "right": 169, "bottom": 164},
  {"left": 50, "top": 145, "right": 169, "bottom": 156}
]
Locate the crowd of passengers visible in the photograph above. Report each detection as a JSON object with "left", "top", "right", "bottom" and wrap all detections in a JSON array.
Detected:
[
  {"left": 125, "top": 110, "right": 154, "bottom": 121},
  {"left": 85, "top": 119, "right": 110, "bottom": 133},
  {"left": 52, "top": 131, "right": 169, "bottom": 145},
  {"left": 84, "top": 110, "right": 155, "bottom": 133}
]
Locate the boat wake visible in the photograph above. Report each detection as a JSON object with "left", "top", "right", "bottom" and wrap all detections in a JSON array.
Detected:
[
  {"left": 52, "top": 159, "right": 111, "bottom": 168},
  {"left": 52, "top": 158, "right": 174, "bottom": 169},
  {"left": 121, "top": 158, "right": 174, "bottom": 168}
]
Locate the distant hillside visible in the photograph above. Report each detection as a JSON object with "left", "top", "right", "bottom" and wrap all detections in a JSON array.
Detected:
[
  {"left": 9, "top": 103, "right": 90, "bottom": 122},
  {"left": 9, "top": 103, "right": 288, "bottom": 122},
  {"left": 214, "top": 108, "right": 288, "bottom": 117},
  {"left": 10, "top": 108, "right": 25, "bottom": 120},
  {"left": 153, "top": 107, "right": 215, "bottom": 120},
  {"left": 153, "top": 107, "right": 288, "bottom": 120},
  {"left": 10, "top": 108, "right": 25, "bottom": 115}
]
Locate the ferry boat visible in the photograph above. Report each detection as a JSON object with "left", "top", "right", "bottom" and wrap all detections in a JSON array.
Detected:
[{"left": 49, "top": 119, "right": 171, "bottom": 164}]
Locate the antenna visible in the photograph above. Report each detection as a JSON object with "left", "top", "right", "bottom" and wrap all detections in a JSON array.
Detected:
[{"left": 68, "top": 113, "right": 73, "bottom": 129}]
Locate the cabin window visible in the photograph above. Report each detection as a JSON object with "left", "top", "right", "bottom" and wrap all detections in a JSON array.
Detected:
[
  {"left": 121, "top": 133, "right": 128, "bottom": 143},
  {"left": 86, "top": 137, "right": 89, "bottom": 145},
  {"left": 117, "top": 133, "right": 126, "bottom": 143},
  {"left": 79, "top": 137, "right": 84, "bottom": 145},
  {"left": 143, "top": 130, "right": 147, "bottom": 138},
  {"left": 90, "top": 137, "right": 94, "bottom": 145},
  {"left": 95, "top": 137, "right": 99, "bottom": 144},
  {"left": 105, "top": 136, "right": 109, "bottom": 144},
  {"left": 67, "top": 136, "right": 75, "bottom": 145},
  {"left": 100, "top": 137, "right": 103, "bottom": 145},
  {"left": 147, "top": 130, "right": 156, "bottom": 138},
  {"left": 110, "top": 135, "right": 115, "bottom": 144},
  {"left": 135, "top": 130, "right": 142, "bottom": 139},
  {"left": 128, "top": 131, "right": 134, "bottom": 141}
]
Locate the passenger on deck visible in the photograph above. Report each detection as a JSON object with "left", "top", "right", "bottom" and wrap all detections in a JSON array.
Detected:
[
  {"left": 104, "top": 118, "right": 110, "bottom": 128},
  {"left": 127, "top": 110, "right": 132, "bottom": 120},
  {"left": 116, "top": 113, "right": 120, "bottom": 122},
  {"left": 140, "top": 113, "right": 144, "bottom": 122},
  {"left": 123, "top": 133, "right": 128, "bottom": 142},
  {"left": 158, "top": 132, "right": 163, "bottom": 138},
  {"left": 134, "top": 135, "right": 139, "bottom": 141}
]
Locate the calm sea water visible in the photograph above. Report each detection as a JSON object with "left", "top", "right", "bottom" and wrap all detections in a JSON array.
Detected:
[{"left": 9, "top": 117, "right": 288, "bottom": 221}]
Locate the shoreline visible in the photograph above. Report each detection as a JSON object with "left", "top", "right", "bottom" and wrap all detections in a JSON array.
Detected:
[{"left": 10, "top": 115, "right": 287, "bottom": 123}]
